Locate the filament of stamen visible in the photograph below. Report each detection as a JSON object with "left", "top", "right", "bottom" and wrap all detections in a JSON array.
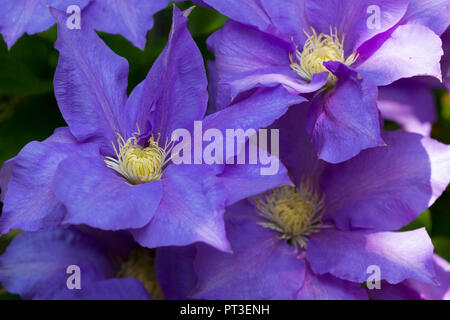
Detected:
[
  {"left": 105, "top": 125, "right": 176, "bottom": 184},
  {"left": 253, "top": 177, "right": 328, "bottom": 250}
]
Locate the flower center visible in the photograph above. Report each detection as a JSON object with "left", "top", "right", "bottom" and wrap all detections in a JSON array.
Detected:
[
  {"left": 105, "top": 126, "right": 175, "bottom": 184},
  {"left": 253, "top": 179, "right": 326, "bottom": 249},
  {"left": 118, "top": 248, "right": 164, "bottom": 299},
  {"left": 289, "top": 27, "right": 358, "bottom": 83}
]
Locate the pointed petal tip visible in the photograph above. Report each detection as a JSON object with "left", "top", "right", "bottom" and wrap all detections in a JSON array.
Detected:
[{"left": 183, "top": 6, "right": 196, "bottom": 18}]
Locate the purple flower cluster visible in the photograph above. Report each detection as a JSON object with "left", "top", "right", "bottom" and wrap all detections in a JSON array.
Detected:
[{"left": 0, "top": 0, "right": 450, "bottom": 300}]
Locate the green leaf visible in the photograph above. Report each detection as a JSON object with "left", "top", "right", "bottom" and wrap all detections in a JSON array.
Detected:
[
  {"left": 0, "top": 93, "right": 65, "bottom": 165},
  {"left": 432, "top": 236, "right": 450, "bottom": 261},
  {"left": 401, "top": 210, "right": 432, "bottom": 232}
]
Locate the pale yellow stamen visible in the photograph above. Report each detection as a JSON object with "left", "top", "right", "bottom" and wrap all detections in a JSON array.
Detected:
[
  {"left": 253, "top": 178, "right": 327, "bottom": 249},
  {"left": 289, "top": 27, "right": 359, "bottom": 84},
  {"left": 105, "top": 125, "right": 175, "bottom": 184}
]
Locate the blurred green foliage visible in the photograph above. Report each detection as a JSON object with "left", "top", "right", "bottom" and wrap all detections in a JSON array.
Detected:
[{"left": 0, "top": 2, "right": 449, "bottom": 299}]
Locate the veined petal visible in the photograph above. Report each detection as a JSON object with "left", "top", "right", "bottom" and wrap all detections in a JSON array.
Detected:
[
  {"left": 200, "top": 0, "right": 273, "bottom": 33},
  {"left": 306, "top": 0, "right": 409, "bottom": 55},
  {"left": 0, "top": 157, "right": 15, "bottom": 202},
  {"left": 307, "top": 228, "right": 436, "bottom": 284},
  {"left": 297, "top": 264, "right": 368, "bottom": 300},
  {"left": 259, "top": 0, "right": 309, "bottom": 45},
  {"left": 227, "top": 67, "right": 328, "bottom": 98},
  {"left": 131, "top": 164, "right": 230, "bottom": 252},
  {"left": 192, "top": 201, "right": 306, "bottom": 300},
  {"left": 271, "top": 103, "right": 324, "bottom": 187},
  {"left": 0, "top": 228, "right": 150, "bottom": 300},
  {"left": 356, "top": 24, "right": 443, "bottom": 86},
  {"left": 405, "top": 254, "right": 450, "bottom": 300},
  {"left": 125, "top": 6, "right": 207, "bottom": 140},
  {"left": 51, "top": 6, "right": 129, "bottom": 155},
  {"left": 203, "top": 86, "right": 306, "bottom": 163},
  {"left": 378, "top": 79, "right": 437, "bottom": 136},
  {"left": 0, "top": 229, "right": 113, "bottom": 299},
  {"left": 400, "top": 0, "right": 450, "bottom": 36},
  {"left": 207, "top": 20, "right": 292, "bottom": 109},
  {"left": 322, "top": 131, "right": 450, "bottom": 231},
  {"left": 0, "top": 0, "right": 90, "bottom": 49},
  {"left": 306, "top": 61, "right": 384, "bottom": 164},
  {"left": 219, "top": 144, "right": 292, "bottom": 206},
  {"left": 53, "top": 155, "right": 162, "bottom": 231},
  {"left": 85, "top": 0, "right": 169, "bottom": 50},
  {"left": 0, "top": 128, "right": 99, "bottom": 234}
]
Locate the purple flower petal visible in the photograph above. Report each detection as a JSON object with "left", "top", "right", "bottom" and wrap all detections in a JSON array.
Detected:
[
  {"left": 0, "top": 128, "right": 99, "bottom": 234},
  {"left": 307, "top": 228, "right": 436, "bottom": 284},
  {"left": 206, "top": 60, "right": 228, "bottom": 113},
  {"left": 259, "top": 0, "right": 309, "bottom": 44},
  {"left": 405, "top": 254, "right": 450, "bottom": 300},
  {"left": 442, "top": 28, "right": 450, "bottom": 90},
  {"left": 203, "top": 86, "right": 306, "bottom": 162},
  {"left": 85, "top": 0, "right": 169, "bottom": 50},
  {"left": 200, "top": 0, "right": 272, "bottom": 33},
  {"left": 297, "top": 264, "right": 368, "bottom": 300},
  {"left": 356, "top": 24, "right": 443, "bottom": 86},
  {"left": 227, "top": 67, "right": 328, "bottom": 98},
  {"left": 0, "top": 228, "right": 150, "bottom": 300},
  {"left": 192, "top": 201, "right": 306, "bottom": 300},
  {"left": 207, "top": 20, "right": 292, "bottom": 109},
  {"left": 219, "top": 148, "right": 292, "bottom": 206},
  {"left": 57, "top": 278, "right": 150, "bottom": 300},
  {"left": 131, "top": 164, "right": 230, "bottom": 252},
  {"left": 156, "top": 246, "right": 197, "bottom": 300},
  {"left": 306, "top": 61, "right": 384, "bottom": 164},
  {"left": 378, "top": 79, "right": 437, "bottom": 136},
  {"left": 272, "top": 103, "right": 324, "bottom": 187},
  {"left": 305, "top": 0, "right": 409, "bottom": 54},
  {"left": 0, "top": 157, "right": 14, "bottom": 202},
  {"left": 51, "top": 6, "right": 129, "bottom": 155},
  {"left": 125, "top": 6, "right": 208, "bottom": 140},
  {"left": 0, "top": 0, "right": 90, "bottom": 49},
  {"left": 322, "top": 130, "right": 450, "bottom": 230},
  {"left": 368, "top": 282, "right": 423, "bottom": 300},
  {"left": 53, "top": 155, "right": 162, "bottom": 231},
  {"left": 400, "top": 0, "right": 450, "bottom": 36},
  {"left": 0, "top": 229, "right": 114, "bottom": 299}
]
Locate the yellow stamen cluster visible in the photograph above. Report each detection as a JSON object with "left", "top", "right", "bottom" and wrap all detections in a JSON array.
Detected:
[
  {"left": 118, "top": 248, "right": 164, "bottom": 299},
  {"left": 105, "top": 126, "right": 175, "bottom": 184},
  {"left": 253, "top": 179, "right": 326, "bottom": 250},
  {"left": 290, "top": 27, "right": 359, "bottom": 84}
]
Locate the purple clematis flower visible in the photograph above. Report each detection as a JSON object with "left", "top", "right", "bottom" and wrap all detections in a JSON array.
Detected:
[
  {"left": 377, "top": 27, "right": 450, "bottom": 136},
  {"left": 444, "top": 28, "right": 450, "bottom": 91},
  {"left": 177, "top": 105, "right": 450, "bottom": 300},
  {"left": 0, "top": 227, "right": 159, "bottom": 300},
  {"left": 377, "top": 78, "right": 438, "bottom": 136},
  {"left": 0, "top": 6, "right": 302, "bottom": 251},
  {"left": 369, "top": 254, "right": 450, "bottom": 300},
  {"left": 202, "top": 0, "right": 450, "bottom": 163},
  {"left": 0, "top": 0, "right": 170, "bottom": 49}
]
